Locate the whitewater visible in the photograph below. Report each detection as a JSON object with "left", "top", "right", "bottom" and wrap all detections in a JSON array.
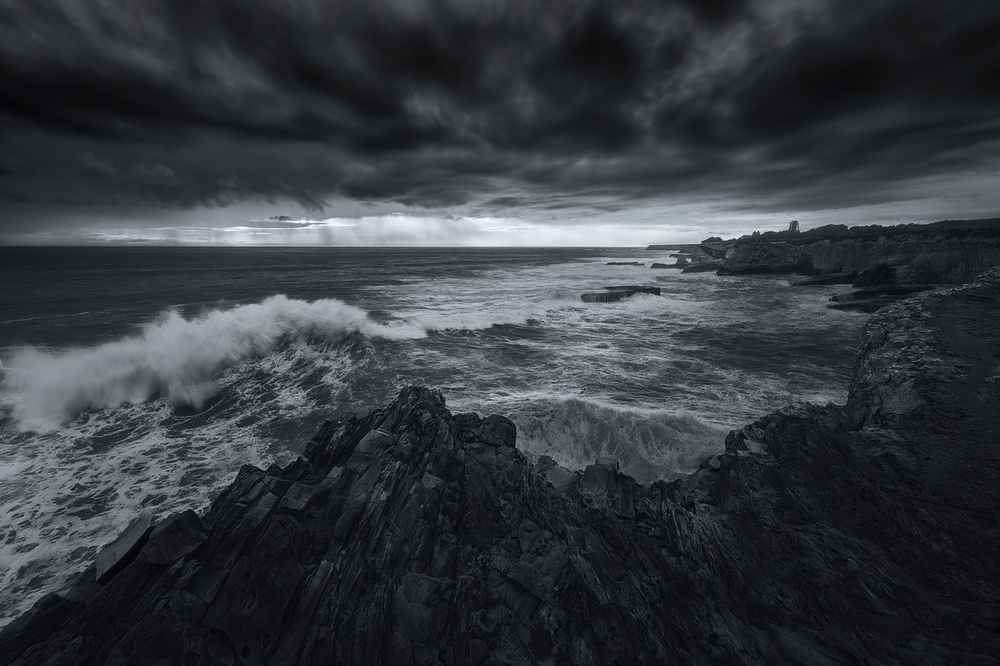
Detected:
[{"left": 0, "top": 246, "right": 867, "bottom": 626}]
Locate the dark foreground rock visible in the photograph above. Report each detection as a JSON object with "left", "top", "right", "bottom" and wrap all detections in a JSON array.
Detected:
[
  {"left": 580, "top": 285, "right": 661, "bottom": 303},
  {"left": 2, "top": 272, "right": 1000, "bottom": 665}
]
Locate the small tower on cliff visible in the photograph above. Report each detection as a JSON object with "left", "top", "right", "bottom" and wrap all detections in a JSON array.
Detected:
[{"left": 789, "top": 220, "right": 800, "bottom": 233}]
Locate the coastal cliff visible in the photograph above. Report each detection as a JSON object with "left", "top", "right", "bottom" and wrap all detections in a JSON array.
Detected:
[
  {"left": 720, "top": 232, "right": 1000, "bottom": 284},
  {"left": 706, "top": 220, "right": 1000, "bottom": 285},
  {"left": 2, "top": 271, "right": 999, "bottom": 664}
]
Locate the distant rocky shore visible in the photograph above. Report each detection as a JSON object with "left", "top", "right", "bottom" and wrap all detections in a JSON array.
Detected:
[
  {"left": 2, "top": 271, "right": 999, "bottom": 664},
  {"left": 649, "top": 218, "right": 1000, "bottom": 311}
]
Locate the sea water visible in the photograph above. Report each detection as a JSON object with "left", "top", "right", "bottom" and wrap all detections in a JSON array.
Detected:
[{"left": 0, "top": 246, "right": 867, "bottom": 625}]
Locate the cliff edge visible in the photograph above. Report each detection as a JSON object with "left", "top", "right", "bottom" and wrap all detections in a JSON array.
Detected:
[
  {"left": 2, "top": 272, "right": 999, "bottom": 665},
  {"left": 711, "top": 221, "right": 1000, "bottom": 285}
]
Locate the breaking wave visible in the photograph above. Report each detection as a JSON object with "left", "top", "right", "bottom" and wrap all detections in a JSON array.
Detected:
[
  {"left": 500, "top": 395, "right": 729, "bottom": 484},
  {"left": 0, "top": 295, "right": 432, "bottom": 428}
]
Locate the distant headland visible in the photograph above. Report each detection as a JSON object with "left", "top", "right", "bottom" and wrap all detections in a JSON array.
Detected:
[{"left": 646, "top": 217, "right": 1000, "bottom": 311}]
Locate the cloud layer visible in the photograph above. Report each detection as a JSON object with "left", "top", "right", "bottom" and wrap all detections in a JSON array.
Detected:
[{"left": 0, "top": 0, "right": 997, "bottom": 241}]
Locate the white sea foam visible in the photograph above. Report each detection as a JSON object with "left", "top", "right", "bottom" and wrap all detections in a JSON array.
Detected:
[
  {"left": 0, "top": 399, "right": 284, "bottom": 628},
  {"left": 453, "top": 392, "right": 729, "bottom": 484},
  {"left": 0, "top": 295, "right": 428, "bottom": 428},
  {"left": 0, "top": 334, "right": 362, "bottom": 628}
]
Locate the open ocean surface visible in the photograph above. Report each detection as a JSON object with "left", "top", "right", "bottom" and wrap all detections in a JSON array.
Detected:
[{"left": 0, "top": 246, "right": 867, "bottom": 626}]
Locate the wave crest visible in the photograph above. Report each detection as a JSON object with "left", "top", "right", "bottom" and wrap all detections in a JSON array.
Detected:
[
  {"left": 503, "top": 395, "right": 728, "bottom": 484},
  {"left": 0, "top": 295, "right": 426, "bottom": 428}
]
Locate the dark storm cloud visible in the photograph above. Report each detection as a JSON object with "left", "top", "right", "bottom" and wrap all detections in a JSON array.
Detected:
[{"left": 0, "top": 0, "right": 997, "bottom": 228}]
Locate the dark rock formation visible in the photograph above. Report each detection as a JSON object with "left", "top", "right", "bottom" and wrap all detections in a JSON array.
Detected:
[
  {"left": 605, "top": 261, "right": 644, "bottom": 266},
  {"left": 790, "top": 272, "right": 856, "bottom": 286},
  {"left": 681, "top": 262, "right": 724, "bottom": 273},
  {"left": 718, "top": 241, "right": 817, "bottom": 275},
  {"left": 3, "top": 272, "right": 1000, "bottom": 665},
  {"left": 650, "top": 259, "right": 688, "bottom": 269},
  {"left": 580, "top": 285, "right": 661, "bottom": 303},
  {"left": 853, "top": 263, "right": 896, "bottom": 287},
  {"left": 718, "top": 228, "right": 1000, "bottom": 283},
  {"left": 828, "top": 285, "right": 935, "bottom": 312}
]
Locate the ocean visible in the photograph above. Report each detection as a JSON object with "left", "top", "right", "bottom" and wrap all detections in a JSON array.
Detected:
[{"left": 0, "top": 246, "right": 866, "bottom": 626}]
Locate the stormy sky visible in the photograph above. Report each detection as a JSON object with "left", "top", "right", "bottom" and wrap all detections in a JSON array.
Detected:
[{"left": 0, "top": 0, "right": 997, "bottom": 245}]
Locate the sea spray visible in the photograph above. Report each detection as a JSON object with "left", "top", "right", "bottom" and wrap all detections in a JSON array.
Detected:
[
  {"left": 459, "top": 394, "right": 729, "bottom": 484},
  {"left": 0, "top": 295, "right": 429, "bottom": 428}
]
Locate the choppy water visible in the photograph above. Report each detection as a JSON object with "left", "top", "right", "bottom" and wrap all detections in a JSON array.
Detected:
[{"left": 0, "top": 246, "right": 866, "bottom": 626}]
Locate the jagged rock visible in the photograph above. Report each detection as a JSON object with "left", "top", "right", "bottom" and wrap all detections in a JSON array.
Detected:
[
  {"left": 95, "top": 514, "right": 153, "bottom": 584},
  {"left": 3, "top": 274, "right": 1000, "bottom": 665}
]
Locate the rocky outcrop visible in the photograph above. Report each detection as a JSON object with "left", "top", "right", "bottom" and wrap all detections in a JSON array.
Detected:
[
  {"left": 718, "top": 240, "right": 813, "bottom": 274},
  {"left": 580, "top": 285, "right": 661, "bottom": 302},
  {"left": 789, "top": 272, "right": 855, "bottom": 286},
  {"left": 828, "top": 285, "right": 936, "bottom": 312},
  {"left": 681, "top": 261, "right": 723, "bottom": 273},
  {"left": 2, "top": 273, "right": 1000, "bottom": 665},
  {"left": 719, "top": 230, "right": 1000, "bottom": 284},
  {"left": 650, "top": 259, "right": 688, "bottom": 269}
]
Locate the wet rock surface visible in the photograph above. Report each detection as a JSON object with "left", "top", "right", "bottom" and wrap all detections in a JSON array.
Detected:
[
  {"left": 789, "top": 272, "right": 856, "bottom": 286},
  {"left": 580, "top": 285, "right": 661, "bottom": 303},
  {"left": 828, "top": 285, "right": 936, "bottom": 312},
  {"left": 2, "top": 273, "right": 1000, "bottom": 665}
]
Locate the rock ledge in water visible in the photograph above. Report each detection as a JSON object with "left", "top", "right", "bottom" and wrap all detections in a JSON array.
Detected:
[{"left": 580, "top": 285, "right": 661, "bottom": 302}]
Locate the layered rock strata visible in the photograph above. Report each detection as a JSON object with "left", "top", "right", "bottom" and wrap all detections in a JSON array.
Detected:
[
  {"left": 718, "top": 231, "right": 1000, "bottom": 284},
  {"left": 2, "top": 272, "right": 999, "bottom": 665}
]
